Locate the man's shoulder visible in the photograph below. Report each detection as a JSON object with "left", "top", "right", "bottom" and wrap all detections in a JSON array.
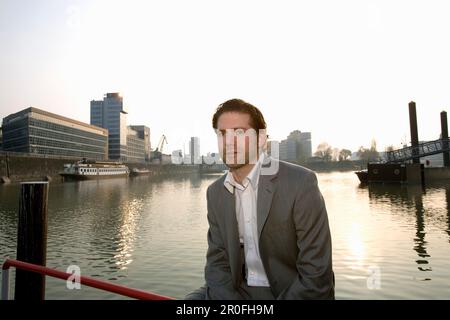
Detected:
[
  {"left": 206, "top": 172, "right": 227, "bottom": 195},
  {"left": 274, "top": 160, "right": 320, "bottom": 196},
  {"left": 275, "top": 159, "right": 317, "bottom": 180},
  {"left": 205, "top": 159, "right": 318, "bottom": 194}
]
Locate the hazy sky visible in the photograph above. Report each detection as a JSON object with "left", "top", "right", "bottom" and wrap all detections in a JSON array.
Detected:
[{"left": 1, "top": 0, "right": 449, "bottom": 155}]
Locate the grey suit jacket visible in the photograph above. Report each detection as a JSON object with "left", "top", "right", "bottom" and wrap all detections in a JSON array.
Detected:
[{"left": 188, "top": 158, "right": 335, "bottom": 300}]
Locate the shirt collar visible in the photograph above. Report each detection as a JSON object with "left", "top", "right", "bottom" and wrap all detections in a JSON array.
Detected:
[{"left": 223, "top": 153, "right": 265, "bottom": 194}]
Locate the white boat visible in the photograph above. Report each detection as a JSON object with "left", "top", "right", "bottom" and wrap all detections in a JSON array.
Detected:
[
  {"left": 130, "top": 168, "right": 151, "bottom": 176},
  {"left": 60, "top": 159, "right": 129, "bottom": 180}
]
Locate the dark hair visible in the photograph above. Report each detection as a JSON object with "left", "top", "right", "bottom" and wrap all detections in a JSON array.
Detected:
[{"left": 212, "top": 99, "right": 267, "bottom": 130}]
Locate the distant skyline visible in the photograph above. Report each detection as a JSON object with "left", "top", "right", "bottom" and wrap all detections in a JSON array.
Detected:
[{"left": 1, "top": 0, "right": 450, "bottom": 156}]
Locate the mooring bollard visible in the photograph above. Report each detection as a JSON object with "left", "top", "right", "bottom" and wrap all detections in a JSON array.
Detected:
[{"left": 14, "top": 181, "right": 49, "bottom": 300}]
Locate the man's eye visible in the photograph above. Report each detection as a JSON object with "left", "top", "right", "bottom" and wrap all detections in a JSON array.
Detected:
[{"left": 235, "top": 129, "right": 245, "bottom": 136}]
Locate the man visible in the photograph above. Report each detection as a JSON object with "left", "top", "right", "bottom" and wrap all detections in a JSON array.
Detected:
[{"left": 186, "top": 98, "right": 334, "bottom": 299}]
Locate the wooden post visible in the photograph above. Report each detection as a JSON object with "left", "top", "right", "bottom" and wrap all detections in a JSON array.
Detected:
[
  {"left": 5, "top": 152, "right": 10, "bottom": 178},
  {"left": 409, "top": 101, "right": 420, "bottom": 164},
  {"left": 14, "top": 182, "right": 49, "bottom": 300},
  {"left": 441, "top": 111, "right": 449, "bottom": 167}
]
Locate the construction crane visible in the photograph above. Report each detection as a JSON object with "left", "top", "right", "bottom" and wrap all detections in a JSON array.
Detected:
[
  {"left": 151, "top": 135, "right": 168, "bottom": 162},
  {"left": 154, "top": 135, "right": 168, "bottom": 153}
]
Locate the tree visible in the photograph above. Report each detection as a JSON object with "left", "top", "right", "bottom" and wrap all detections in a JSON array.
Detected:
[
  {"left": 332, "top": 148, "right": 340, "bottom": 162},
  {"left": 339, "top": 149, "right": 352, "bottom": 161},
  {"left": 357, "top": 146, "right": 369, "bottom": 161},
  {"left": 314, "top": 142, "right": 332, "bottom": 162},
  {"left": 357, "top": 139, "right": 380, "bottom": 162}
]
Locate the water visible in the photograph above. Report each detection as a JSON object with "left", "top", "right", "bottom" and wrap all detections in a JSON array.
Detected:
[{"left": 0, "top": 171, "right": 449, "bottom": 299}]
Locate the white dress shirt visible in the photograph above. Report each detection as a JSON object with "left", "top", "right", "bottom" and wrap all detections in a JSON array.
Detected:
[{"left": 223, "top": 154, "right": 270, "bottom": 287}]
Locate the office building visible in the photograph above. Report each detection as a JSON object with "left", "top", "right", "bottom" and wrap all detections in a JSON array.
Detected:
[
  {"left": 190, "top": 137, "right": 201, "bottom": 164},
  {"left": 129, "top": 125, "right": 151, "bottom": 161},
  {"left": 279, "top": 130, "right": 312, "bottom": 162},
  {"left": 126, "top": 126, "right": 145, "bottom": 163},
  {"left": 90, "top": 93, "right": 128, "bottom": 161},
  {"left": 2, "top": 107, "right": 108, "bottom": 160}
]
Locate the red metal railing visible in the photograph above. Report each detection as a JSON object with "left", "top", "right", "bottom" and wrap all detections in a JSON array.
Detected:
[{"left": 1, "top": 259, "right": 174, "bottom": 300}]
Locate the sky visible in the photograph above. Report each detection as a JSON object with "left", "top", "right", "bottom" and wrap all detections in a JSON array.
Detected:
[{"left": 1, "top": 0, "right": 450, "bottom": 156}]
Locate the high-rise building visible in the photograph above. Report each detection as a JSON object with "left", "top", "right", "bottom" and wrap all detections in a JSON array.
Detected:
[
  {"left": 129, "top": 125, "right": 151, "bottom": 161},
  {"left": 90, "top": 93, "right": 128, "bottom": 161},
  {"left": 297, "top": 131, "right": 312, "bottom": 160},
  {"left": 190, "top": 137, "right": 201, "bottom": 164},
  {"left": 126, "top": 126, "right": 145, "bottom": 163},
  {"left": 279, "top": 139, "right": 297, "bottom": 162},
  {"left": 279, "top": 130, "right": 312, "bottom": 163},
  {"left": 2, "top": 107, "right": 108, "bottom": 160}
]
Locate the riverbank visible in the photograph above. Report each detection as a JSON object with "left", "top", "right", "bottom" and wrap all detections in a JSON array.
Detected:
[
  {"left": 1, "top": 151, "right": 370, "bottom": 183},
  {"left": 0, "top": 151, "right": 225, "bottom": 183},
  {"left": 296, "top": 160, "right": 367, "bottom": 173}
]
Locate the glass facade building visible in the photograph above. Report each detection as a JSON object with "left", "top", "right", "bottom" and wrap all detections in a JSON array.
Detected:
[
  {"left": 190, "top": 137, "right": 201, "bottom": 164},
  {"left": 126, "top": 127, "right": 145, "bottom": 163},
  {"left": 279, "top": 130, "right": 312, "bottom": 162},
  {"left": 129, "top": 125, "right": 151, "bottom": 161},
  {"left": 1, "top": 107, "right": 108, "bottom": 160},
  {"left": 90, "top": 93, "right": 128, "bottom": 161}
]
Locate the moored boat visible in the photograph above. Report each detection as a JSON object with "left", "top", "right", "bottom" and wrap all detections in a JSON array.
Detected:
[
  {"left": 130, "top": 168, "right": 151, "bottom": 176},
  {"left": 60, "top": 159, "right": 129, "bottom": 180},
  {"left": 355, "top": 169, "right": 368, "bottom": 183}
]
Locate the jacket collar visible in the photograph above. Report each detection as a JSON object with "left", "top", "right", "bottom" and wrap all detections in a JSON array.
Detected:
[
  {"left": 223, "top": 153, "right": 265, "bottom": 194},
  {"left": 220, "top": 155, "right": 279, "bottom": 238}
]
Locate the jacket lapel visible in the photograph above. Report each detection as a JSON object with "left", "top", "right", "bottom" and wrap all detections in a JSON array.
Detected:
[
  {"left": 218, "top": 157, "right": 279, "bottom": 284},
  {"left": 257, "top": 158, "right": 278, "bottom": 238},
  {"left": 221, "top": 185, "right": 240, "bottom": 246},
  {"left": 219, "top": 179, "right": 241, "bottom": 283}
]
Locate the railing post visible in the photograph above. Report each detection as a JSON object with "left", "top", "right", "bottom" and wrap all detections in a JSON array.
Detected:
[
  {"left": 441, "top": 111, "right": 449, "bottom": 167},
  {"left": 5, "top": 152, "right": 10, "bottom": 178},
  {"left": 15, "top": 182, "right": 49, "bottom": 300},
  {"left": 1, "top": 267, "right": 10, "bottom": 300}
]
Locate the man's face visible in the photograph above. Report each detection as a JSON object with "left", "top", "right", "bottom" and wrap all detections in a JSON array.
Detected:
[{"left": 216, "top": 112, "right": 265, "bottom": 169}]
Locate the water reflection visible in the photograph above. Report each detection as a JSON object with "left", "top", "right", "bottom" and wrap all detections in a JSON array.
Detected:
[
  {"left": 1, "top": 172, "right": 449, "bottom": 299},
  {"left": 446, "top": 187, "right": 450, "bottom": 242},
  {"left": 347, "top": 222, "right": 366, "bottom": 269},
  {"left": 364, "top": 182, "right": 449, "bottom": 278},
  {"left": 419, "top": 181, "right": 450, "bottom": 244},
  {"left": 412, "top": 189, "right": 431, "bottom": 274}
]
